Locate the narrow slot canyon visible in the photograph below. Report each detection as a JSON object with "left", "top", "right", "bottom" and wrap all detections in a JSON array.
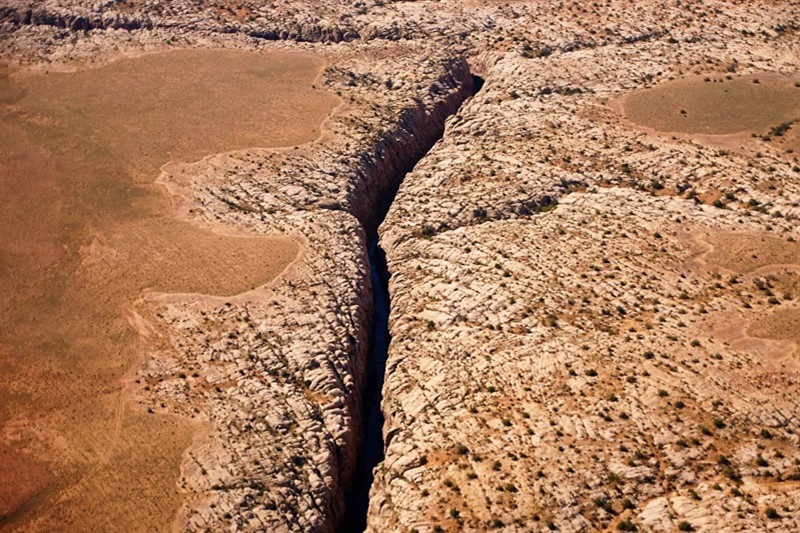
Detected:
[
  {"left": 342, "top": 72, "right": 486, "bottom": 533},
  {"left": 5, "top": 2, "right": 800, "bottom": 530},
  {"left": 7, "top": 0, "right": 800, "bottom": 533}
]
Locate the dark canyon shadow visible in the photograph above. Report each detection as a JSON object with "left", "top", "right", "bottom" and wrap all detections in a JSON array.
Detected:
[{"left": 341, "top": 71, "right": 485, "bottom": 533}]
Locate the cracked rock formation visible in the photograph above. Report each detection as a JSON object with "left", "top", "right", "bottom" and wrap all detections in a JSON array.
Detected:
[
  {"left": 2, "top": 0, "right": 800, "bottom": 532},
  {"left": 135, "top": 45, "right": 473, "bottom": 531},
  {"left": 370, "top": 9, "right": 800, "bottom": 531}
]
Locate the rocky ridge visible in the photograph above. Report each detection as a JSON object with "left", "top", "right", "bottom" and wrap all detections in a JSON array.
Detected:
[
  {"left": 371, "top": 19, "right": 800, "bottom": 533},
  {"left": 3, "top": 0, "right": 798, "bottom": 50}
]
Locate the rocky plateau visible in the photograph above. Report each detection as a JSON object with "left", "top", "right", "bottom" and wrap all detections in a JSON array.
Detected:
[{"left": 1, "top": 0, "right": 800, "bottom": 532}]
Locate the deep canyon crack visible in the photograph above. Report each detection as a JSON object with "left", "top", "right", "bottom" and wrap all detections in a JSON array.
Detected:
[{"left": 341, "top": 72, "right": 485, "bottom": 533}]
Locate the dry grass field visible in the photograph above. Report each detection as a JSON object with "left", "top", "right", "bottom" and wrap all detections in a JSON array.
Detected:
[
  {"left": 698, "top": 230, "right": 800, "bottom": 370},
  {"left": 0, "top": 49, "right": 337, "bottom": 531},
  {"left": 749, "top": 308, "right": 800, "bottom": 358},
  {"left": 704, "top": 232, "right": 800, "bottom": 274},
  {"left": 623, "top": 74, "right": 800, "bottom": 136}
]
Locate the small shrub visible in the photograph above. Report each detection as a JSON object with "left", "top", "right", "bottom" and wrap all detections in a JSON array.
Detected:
[
  {"left": 723, "top": 467, "right": 741, "bottom": 481},
  {"left": 594, "top": 497, "right": 613, "bottom": 513},
  {"left": 622, "top": 498, "right": 635, "bottom": 510},
  {"left": 418, "top": 225, "right": 436, "bottom": 238}
]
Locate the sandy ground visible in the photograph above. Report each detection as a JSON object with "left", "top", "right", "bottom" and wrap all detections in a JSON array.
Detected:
[
  {"left": 0, "top": 48, "right": 337, "bottom": 531},
  {"left": 622, "top": 76, "right": 800, "bottom": 373},
  {"left": 689, "top": 229, "right": 800, "bottom": 370},
  {"left": 622, "top": 74, "right": 800, "bottom": 136}
]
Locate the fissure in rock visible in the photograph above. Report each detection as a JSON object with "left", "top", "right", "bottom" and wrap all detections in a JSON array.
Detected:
[{"left": 341, "top": 72, "right": 484, "bottom": 533}]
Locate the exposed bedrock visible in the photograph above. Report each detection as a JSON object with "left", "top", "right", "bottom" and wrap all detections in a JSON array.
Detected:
[
  {"left": 0, "top": 5, "right": 151, "bottom": 31},
  {"left": 368, "top": 35, "right": 800, "bottom": 533},
  {"left": 347, "top": 63, "right": 474, "bottom": 236},
  {"left": 4, "top": 1, "right": 800, "bottom": 531},
  {"left": 4, "top": 0, "right": 799, "bottom": 55},
  {"left": 132, "top": 46, "right": 474, "bottom": 531}
]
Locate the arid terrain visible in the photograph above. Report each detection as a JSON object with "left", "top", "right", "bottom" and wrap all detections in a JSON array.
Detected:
[
  {"left": 0, "top": 47, "right": 335, "bottom": 530},
  {"left": 1, "top": 0, "right": 799, "bottom": 532}
]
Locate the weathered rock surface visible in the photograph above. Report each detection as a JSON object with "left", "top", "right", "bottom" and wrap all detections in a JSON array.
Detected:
[
  {"left": 2, "top": 0, "right": 800, "bottom": 531},
  {"left": 135, "top": 42, "right": 470, "bottom": 531},
  {"left": 370, "top": 10, "right": 800, "bottom": 531}
]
